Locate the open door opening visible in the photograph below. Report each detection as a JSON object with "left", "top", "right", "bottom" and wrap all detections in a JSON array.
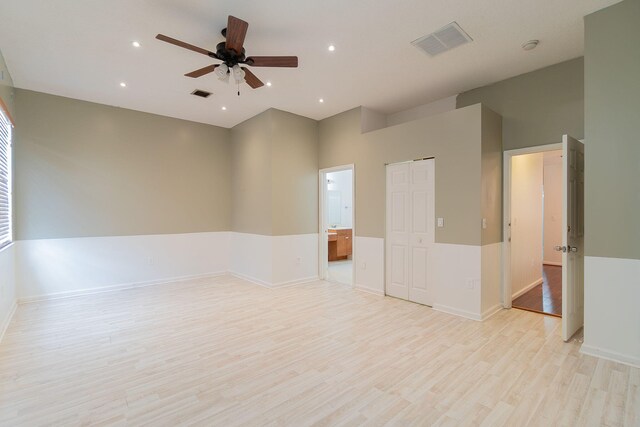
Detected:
[
  {"left": 503, "top": 135, "right": 584, "bottom": 342},
  {"left": 509, "top": 150, "right": 563, "bottom": 318},
  {"left": 319, "top": 165, "right": 354, "bottom": 287}
]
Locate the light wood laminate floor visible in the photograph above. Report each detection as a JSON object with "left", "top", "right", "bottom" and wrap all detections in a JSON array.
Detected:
[{"left": 0, "top": 275, "right": 638, "bottom": 426}]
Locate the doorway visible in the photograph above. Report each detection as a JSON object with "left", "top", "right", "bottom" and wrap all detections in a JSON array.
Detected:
[
  {"left": 503, "top": 136, "right": 585, "bottom": 341},
  {"left": 319, "top": 165, "right": 354, "bottom": 286},
  {"left": 508, "top": 149, "right": 563, "bottom": 317}
]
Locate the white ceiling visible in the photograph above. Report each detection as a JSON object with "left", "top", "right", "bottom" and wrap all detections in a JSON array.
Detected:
[{"left": 0, "top": 0, "right": 620, "bottom": 128}]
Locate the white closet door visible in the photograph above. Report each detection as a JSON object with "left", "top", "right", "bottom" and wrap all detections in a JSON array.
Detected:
[
  {"left": 408, "top": 159, "right": 435, "bottom": 305},
  {"left": 386, "top": 159, "right": 435, "bottom": 305},
  {"left": 385, "top": 163, "right": 410, "bottom": 300}
]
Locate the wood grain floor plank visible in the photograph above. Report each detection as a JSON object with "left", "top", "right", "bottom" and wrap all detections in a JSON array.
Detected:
[{"left": 0, "top": 275, "right": 638, "bottom": 426}]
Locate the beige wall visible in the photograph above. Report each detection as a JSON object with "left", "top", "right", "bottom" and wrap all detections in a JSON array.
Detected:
[
  {"left": 585, "top": 0, "right": 640, "bottom": 260},
  {"left": 457, "top": 58, "right": 584, "bottom": 150},
  {"left": 318, "top": 107, "right": 360, "bottom": 169},
  {"left": 270, "top": 109, "right": 318, "bottom": 235},
  {"left": 357, "top": 105, "right": 491, "bottom": 244},
  {"left": 15, "top": 89, "right": 232, "bottom": 240},
  {"left": 231, "top": 108, "right": 318, "bottom": 236},
  {"left": 510, "top": 153, "right": 544, "bottom": 295},
  {"left": 230, "top": 110, "right": 273, "bottom": 235},
  {"left": 318, "top": 104, "right": 501, "bottom": 245},
  {"left": 481, "top": 106, "right": 503, "bottom": 245}
]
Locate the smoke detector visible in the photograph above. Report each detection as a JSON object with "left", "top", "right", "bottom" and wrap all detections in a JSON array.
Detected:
[
  {"left": 411, "top": 22, "right": 473, "bottom": 57},
  {"left": 522, "top": 40, "right": 539, "bottom": 51}
]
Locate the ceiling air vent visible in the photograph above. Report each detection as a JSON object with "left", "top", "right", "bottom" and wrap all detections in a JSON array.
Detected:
[
  {"left": 191, "top": 89, "right": 212, "bottom": 98},
  {"left": 411, "top": 22, "right": 473, "bottom": 57}
]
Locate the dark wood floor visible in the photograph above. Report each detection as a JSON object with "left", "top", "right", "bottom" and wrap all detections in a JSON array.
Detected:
[{"left": 513, "top": 265, "right": 562, "bottom": 317}]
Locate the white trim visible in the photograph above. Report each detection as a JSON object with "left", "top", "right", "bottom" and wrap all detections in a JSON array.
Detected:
[
  {"left": 354, "top": 284, "right": 385, "bottom": 296},
  {"left": 229, "top": 271, "right": 273, "bottom": 288},
  {"left": 18, "top": 271, "right": 226, "bottom": 304},
  {"left": 511, "top": 277, "right": 543, "bottom": 299},
  {"left": 318, "top": 164, "right": 355, "bottom": 287},
  {"left": 481, "top": 304, "right": 504, "bottom": 321},
  {"left": 432, "top": 303, "right": 482, "bottom": 321},
  {"left": 502, "top": 143, "right": 562, "bottom": 309},
  {"left": 272, "top": 276, "right": 320, "bottom": 288},
  {"left": 543, "top": 261, "right": 562, "bottom": 267},
  {"left": 230, "top": 272, "right": 320, "bottom": 289},
  {"left": 580, "top": 344, "right": 640, "bottom": 369},
  {"left": 0, "top": 300, "right": 17, "bottom": 344}
]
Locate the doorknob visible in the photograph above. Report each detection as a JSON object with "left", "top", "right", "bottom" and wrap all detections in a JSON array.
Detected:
[{"left": 554, "top": 245, "right": 567, "bottom": 253}]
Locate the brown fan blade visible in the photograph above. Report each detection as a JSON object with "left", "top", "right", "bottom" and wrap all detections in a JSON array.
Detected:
[
  {"left": 241, "top": 67, "right": 264, "bottom": 89},
  {"left": 185, "top": 64, "right": 219, "bottom": 78},
  {"left": 156, "top": 34, "right": 215, "bottom": 57},
  {"left": 225, "top": 16, "right": 249, "bottom": 54},
  {"left": 245, "top": 56, "right": 298, "bottom": 67}
]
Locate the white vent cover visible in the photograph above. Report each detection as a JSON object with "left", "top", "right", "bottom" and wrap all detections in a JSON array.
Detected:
[{"left": 411, "top": 22, "right": 473, "bottom": 57}]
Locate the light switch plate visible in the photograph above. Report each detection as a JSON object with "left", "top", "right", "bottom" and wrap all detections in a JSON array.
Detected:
[
  {"left": 437, "top": 218, "right": 444, "bottom": 227},
  {"left": 482, "top": 218, "right": 487, "bottom": 229}
]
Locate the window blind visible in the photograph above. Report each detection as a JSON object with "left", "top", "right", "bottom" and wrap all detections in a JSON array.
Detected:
[{"left": 0, "top": 107, "right": 12, "bottom": 249}]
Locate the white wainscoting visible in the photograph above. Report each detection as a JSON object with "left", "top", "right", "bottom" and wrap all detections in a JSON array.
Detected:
[
  {"left": 582, "top": 256, "right": 640, "bottom": 368},
  {"left": 15, "top": 232, "right": 231, "bottom": 302},
  {"left": 354, "top": 236, "right": 384, "bottom": 295},
  {"left": 271, "top": 234, "right": 319, "bottom": 287},
  {"left": 481, "top": 242, "right": 503, "bottom": 319},
  {"left": 431, "top": 243, "right": 483, "bottom": 320},
  {"left": 0, "top": 244, "right": 17, "bottom": 343},
  {"left": 229, "top": 232, "right": 273, "bottom": 287},
  {"left": 353, "top": 238, "right": 486, "bottom": 319},
  {"left": 230, "top": 232, "right": 319, "bottom": 287}
]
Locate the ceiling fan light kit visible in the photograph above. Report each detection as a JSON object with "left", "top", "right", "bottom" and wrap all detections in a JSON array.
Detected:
[
  {"left": 156, "top": 15, "right": 298, "bottom": 93},
  {"left": 215, "top": 63, "right": 229, "bottom": 80}
]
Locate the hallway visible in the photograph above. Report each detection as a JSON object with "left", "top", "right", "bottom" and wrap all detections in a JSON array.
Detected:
[{"left": 513, "top": 265, "right": 562, "bottom": 317}]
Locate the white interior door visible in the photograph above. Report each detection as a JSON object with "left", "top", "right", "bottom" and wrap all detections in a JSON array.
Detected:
[
  {"left": 561, "top": 134, "right": 585, "bottom": 341},
  {"left": 386, "top": 159, "right": 435, "bottom": 305},
  {"left": 386, "top": 163, "right": 410, "bottom": 300},
  {"left": 408, "top": 159, "right": 435, "bottom": 305}
]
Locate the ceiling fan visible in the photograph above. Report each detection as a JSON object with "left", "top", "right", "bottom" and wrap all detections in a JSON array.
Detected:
[{"left": 156, "top": 15, "right": 298, "bottom": 90}]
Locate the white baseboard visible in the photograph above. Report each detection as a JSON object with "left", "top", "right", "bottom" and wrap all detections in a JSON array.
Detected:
[
  {"left": 229, "top": 271, "right": 273, "bottom": 288},
  {"left": 272, "top": 276, "right": 320, "bottom": 288},
  {"left": 511, "top": 277, "right": 543, "bottom": 299},
  {"left": 229, "top": 272, "right": 319, "bottom": 289},
  {"left": 18, "top": 271, "right": 227, "bottom": 304},
  {"left": 580, "top": 344, "right": 640, "bottom": 369},
  {"left": 432, "top": 303, "right": 482, "bottom": 321},
  {"left": 543, "top": 261, "right": 562, "bottom": 267},
  {"left": 354, "top": 284, "right": 384, "bottom": 296},
  {"left": 481, "top": 303, "right": 503, "bottom": 321},
  {"left": 0, "top": 300, "right": 17, "bottom": 344}
]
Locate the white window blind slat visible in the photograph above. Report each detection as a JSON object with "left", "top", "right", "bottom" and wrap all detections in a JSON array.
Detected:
[{"left": 0, "top": 107, "right": 12, "bottom": 249}]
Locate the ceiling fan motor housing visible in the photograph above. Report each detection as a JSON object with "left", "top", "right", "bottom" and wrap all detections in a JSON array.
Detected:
[{"left": 214, "top": 41, "right": 246, "bottom": 67}]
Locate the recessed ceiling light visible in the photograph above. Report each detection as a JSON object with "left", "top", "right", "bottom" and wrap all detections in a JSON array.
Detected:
[
  {"left": 120, "top": 82, "right": 127, "bottom": 88},
  {"left": 328, "top": 44, "right": 336, "bottom": 52},
  {"left": 132, "top": 41, "right": 141, "bottom": 48},
  {"left": 319, "top": 98, "right": 324, "bottom": 103},
  {"left": 266, "top": 81, "right": 272, "bottom": 87},
  {"left": 221, "top": 106, "right": 227, "bottom": 111},
  {"left": 522, "top": 40, "right": 539, "bottom": 51}
]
